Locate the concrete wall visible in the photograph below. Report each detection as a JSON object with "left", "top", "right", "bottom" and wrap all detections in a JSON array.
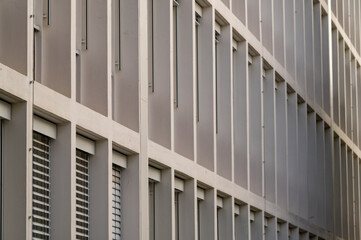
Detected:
[{"left": 0, "top": 0, "right": 360, "bottom": 239}]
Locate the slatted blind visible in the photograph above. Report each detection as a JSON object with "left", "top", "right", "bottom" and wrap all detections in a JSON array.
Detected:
[
  {"left": 32, "top": 132, "right": 51, "bottom": 240},
  {"left": 112, "top": 164, "right": 122, "bottom": 240},
  {"left": 76, "top": 149, "right": 89, "bottom": 240},
  {"left": 0, "top": 120, "right": 3, "bottom": 240},
  {"left": 149, "top": 181, "right": 155, "bottom": 240}
]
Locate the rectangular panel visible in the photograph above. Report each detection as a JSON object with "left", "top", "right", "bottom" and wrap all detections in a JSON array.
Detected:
[
  {"left": 0, "top": 0, "right": 27, "bottom": 75},
  {"left": 313, "top": 3, "right": 322, "bottom": 107},
  {"left": 196, "top": 6, "right": 215, "bottom": 170},
  {"left": 305, "top": 0, "right": 314, "bottom": 101},
  {"left": 78, "top": 0, "right": 108, "bottom": 115},
  {"left": 322, "top": 13, "right": 331, "bottom": 115},
  {"left": 285, "top": 0, "right": 295, "bottom": 78},
  {"left": 307, "top": 111, "right": 317, "bottom": 225},
  {"left": 339, "top": 40, "right": 346, "bottom": 132},
  {"left": 216, "top": 25, "right": 232, "bottom": 180},
  {"left": 148, "top": 0, "right": 172, "bottom": 148},
  {"left": 263, "top": 70, "right": 275, "bottom": 203},
  {"left": 276, "top": 80, "right": 287, "bottom": 209},
  {"left": 233, "top": 41, "right": 248, "bottom": 188},
  {"left": 248, "top": 55, "right": 262, "bottom": 196},
  {"left": 288, "top": 93, "right": 298, "bottom": 215},
  {"left": 112, "top": 0, "right": 139, "bottom": 132},
  {"left": 332, "top": 30, "right": 340, "bottom": 126},
  {"left": 112, "top": 150, "right": 127, "bottom": 169},
  {"left": 334, "top": 137, "right": 342, "bottom": 237},
  {"left": 341, "top": 144, "right": 348, "bottom": 239},
  {"left": 261, "top": 0, "right": 273, "bottom": 54},
  {"left": 42, "top": 0, "right": 71, "bottom": 96},
  {"left": 33, "top": 116, "right": 57, "bottom": 139},
  {"left": 76, "top": 135, "right": 95, "bottom": 155},
  {"left": 273, "top": 0, "right": 284, "bottom": 65},
  {"left": 173, "top": 0, "right": 194, "bottom": 159},
  {"left": 0, "top": 100, "right": 11, "bottom": 120},
  {"left": 247, "top": 0, "right": 260, "bottom": 39},
  {"left": 295, "top": 0, "right": 305, "bottom": 88}
]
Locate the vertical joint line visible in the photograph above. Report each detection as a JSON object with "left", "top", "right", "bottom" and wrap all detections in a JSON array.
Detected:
[
  {"left": 118, "top": 0, "right": 121, "bottom": 70},
  {"left": 86, "top": 0, "right": 88, "bottom": 50},
  {"left": 175, "top": 4, "right": 179, "bottom": 107},
  {"left": 196, "top": 15, "right": 200, "bottom": 122}
]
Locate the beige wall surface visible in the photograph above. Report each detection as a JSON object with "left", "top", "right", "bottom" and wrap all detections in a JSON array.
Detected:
[{"left": 0, "top": 0, "right": 361, "bottom": 239}]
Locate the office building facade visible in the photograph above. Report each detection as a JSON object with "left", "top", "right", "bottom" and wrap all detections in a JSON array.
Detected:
[{"left": 0, "top": 0, "right": 360, "bottom": 239}]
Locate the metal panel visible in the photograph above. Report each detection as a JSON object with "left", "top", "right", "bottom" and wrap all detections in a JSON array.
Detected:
[
  {"left": 112, "top": 150, "right": 127, "bottom": 169},
  {"left": 197, "top": 187, "right": 205, "bottom": 200},
  {"left": 148, "top": 166, "right": 161, "bottom": 182},
  {"left": 33, "top": 116, "right": 56, "bottom": 139},
  {"left": 76, "top": 135, "right": 95, "bottom": 155},
  {"left": 0, "top": 100, "right": 11, "bottom": 120},
  {"left": 174, "top": 177, "right": 184, "bottom": 192}
]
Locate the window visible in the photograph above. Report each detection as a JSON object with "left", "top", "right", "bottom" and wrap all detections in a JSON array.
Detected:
[
  {"left": 112, "top": 164, "right": 122, "bottom": 240},
  {"left": 148, "top": 166, "right": 160, "bottom": 240},
  {"left": 197, "top": 199, "right": 201, "bottom": 239},
  {"left": 174, "top": 177, "right": 184, "bottom": 240},
  {"left": 32, "top": 132, "right": 51, "bottom": 239},
  {"left": 197, "top": 187, "right": 205, "bottom": 239},
  {"left": 112, "top": 150, "right": 127, "bottom": 240},
  {"left": 149, "top": 181, "right": 155, "bottom": 240},
  {"left": 174, "top": 191, "right": 180, "bottom": 240},
  {"left": 0, "top": 120, "right": 2, "bottom": 240},
  {"left": 234, "top": 204, "right": 240, "bottom": 239},
  {"left": 0, "top": 101, "right": 10, "bottom": 240},
  {"left": 75, "top": 149, "right": 90, "bottom": 240},
  {"left": 217, "top": 207, "right": 220, "bottom": 240},
  {"left": 216, "top": 196, "right": 223, "bottom": 240}
]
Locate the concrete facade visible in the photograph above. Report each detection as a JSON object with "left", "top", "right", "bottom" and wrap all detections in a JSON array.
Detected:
[{"left": 0, "top": 0, "right": 360, "bottom": 239}]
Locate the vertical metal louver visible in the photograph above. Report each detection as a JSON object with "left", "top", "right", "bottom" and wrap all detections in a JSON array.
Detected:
[
  {"left": 76, "top": 149, "right": 89, "bottom": 240},
  {"left": 32, "top": 132, "right": 51, "bottom": 240},
  {"left": 112, "top": 164, "right": 122, "bottom": 240}
]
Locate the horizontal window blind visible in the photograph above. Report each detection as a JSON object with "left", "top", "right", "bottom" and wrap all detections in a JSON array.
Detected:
[
  {"left": 112, "top": 164, "right": 122, "bottom": 240},
  {"left": 32, "top": 132, "right": 51, "bottom": 240},
  {"left": 0, "top": 120, "right": 2, "bottom": 240},
  {"left": 76, "top": 149, "right": 89, "bottom": 240}
]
